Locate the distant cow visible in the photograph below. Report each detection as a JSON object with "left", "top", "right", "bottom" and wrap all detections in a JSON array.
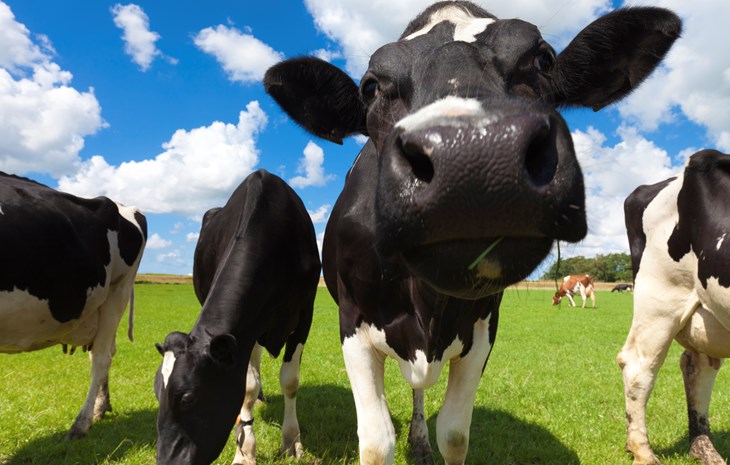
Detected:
[
  {"left": 0, "top": 172, "right": 147, "bottom": 439},
  {"left": 552, "top": 274, "right": 596, "bottom": 308},
  {"left": 611, "top": 283, "right": 633, "bottom": 293},
  {"left": 154, "top": 170, "right": 321, "bottom": 465},
  {"left": 265, "top": 1, "right": 678, "bottom": 463},
  {"left": 618, "top": 150, "right": 730, "bottom": 465}
]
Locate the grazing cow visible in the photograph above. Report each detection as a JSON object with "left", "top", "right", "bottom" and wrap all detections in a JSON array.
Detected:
[
  {"left": 154, "top": 170, "right": 321, "bottom": 465},
  {"left": 552, "top": 274, "right": 596, "bottom": 308},
  {"left": 0, "top": 172, "right": 147, "bottom": 439},
  {"left": 611, "top": 283, "right": 633, "bottom": 293},
  {"left": 618, "top": 150, "right": 730, "bottom": 465},
  {"left": 265, "top": 2, "right": 679, "bottom": 463}
]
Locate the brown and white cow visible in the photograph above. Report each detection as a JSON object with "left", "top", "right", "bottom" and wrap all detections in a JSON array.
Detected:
[
  {"left": 0, "top": 172, "right": 147, "bottom": 439},
  {"left": 618, "top": 150, "right": 730, "bottom": 465},
  {"left": 552, "top": 274, "right": 596, "bottom": 308}
]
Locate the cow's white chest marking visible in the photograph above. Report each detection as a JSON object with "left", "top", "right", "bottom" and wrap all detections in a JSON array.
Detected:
[{"left": 162, "top": 351, "right": 177, "bottom": 389}]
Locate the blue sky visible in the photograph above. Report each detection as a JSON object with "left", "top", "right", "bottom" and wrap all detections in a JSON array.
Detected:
[{"left": 1, "top": 0, "right": 728, "bottom": 277}]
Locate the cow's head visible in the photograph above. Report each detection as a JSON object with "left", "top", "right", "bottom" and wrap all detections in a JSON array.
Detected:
[
  {"left": 552, "top": 292, "right": 563, "bottom": 305},
  {"left": 265, "top": 1, "right": 680, "bottom": 298},
  {"left": 154, "top": 331, "right": 243, "bottom": 465}
]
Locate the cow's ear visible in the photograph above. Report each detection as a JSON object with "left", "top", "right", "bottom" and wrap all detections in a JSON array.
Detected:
[
  {"left": 264, "top": 57, "right": 368, "bottom": 145},
  {"left": 548, "top": 7, "right": 681, "bottom": 111},
  {"left": 207, "top": 333, "right": 237, "bottom": 367},
  {"left": 155, "top": 342, "right": 165, "bottom": 356}
]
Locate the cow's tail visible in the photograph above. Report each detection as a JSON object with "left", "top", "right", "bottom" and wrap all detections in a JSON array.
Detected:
[{"left": 128, "top": 287, "right": 135, "bottom": 342}]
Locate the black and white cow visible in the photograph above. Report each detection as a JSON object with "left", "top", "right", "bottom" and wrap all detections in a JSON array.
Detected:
[
  {"left": 618, "top": 150, "right": 730, "bottom": 465},
  {"left": 154, "top": 170, "right": 321, "bottom": 465},
  {"left": 0, "top": 172, "right": 147, "bottom": 439},
  {"left": 264, "top": 2, "right": 680, "bottom": 464}
]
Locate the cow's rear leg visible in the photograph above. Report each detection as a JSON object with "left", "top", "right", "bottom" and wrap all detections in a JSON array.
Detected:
[
  {"left": 279, "top": 342, "right": 304, "bottom": 458},
  {"left": 233, "top": 344, "right": 262, "bottom": 465},
  {"left": 408, "top": 388, "right": 434, "bottom": 465},
  {"left": 66, "top": 295, "right": 127, "bottom": 440},
  {"left": 617, "top": 322, "right": 677, "bottom": 465},
  {"left": 436, "top": 315, "right": 495, "bottom": 465},
  {"left": 343, "top": 329, "right": 395, "bottom": 465},
  {"left": 680, "top": 350, "right": 726, "bottom": 465}
]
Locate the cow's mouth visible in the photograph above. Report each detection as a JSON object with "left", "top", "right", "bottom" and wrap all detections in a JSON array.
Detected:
[{"left": 401, "top": 236, "right": 552, "bottom": 299}]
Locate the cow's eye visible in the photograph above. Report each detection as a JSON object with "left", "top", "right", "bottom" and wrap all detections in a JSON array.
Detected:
[
  {"left": 179, "top": 392, "right": 196, "bottom": 410},
  {"left": 360, "top": 78, "right": 380, "bottom": 103},
  {"left": 534, "top": 44, "right": 555, "bottom": 73}
]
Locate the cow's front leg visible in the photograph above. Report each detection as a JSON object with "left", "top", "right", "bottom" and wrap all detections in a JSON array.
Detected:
[
  {"left": 680, "top": 350, "right": 726, "bottom": 465},
  {"left": 408, "top": 388, "right": 433, "bottom": 465},
  {"left": 279, "top": 342, "right": 304, "bottom": 458},
  {"left": 342, "top": 329, "right": 395, "bottom": 465},
  {"left": 566, "top": 293, "right": 577, "bottom": 307},
  {"left": 617, "top": 320, "right": 677, "bottom": 465},
  {"left": 233, "top": 344, "right": 262, "bottom": 465},
  {"left": 437, "top": 316, "right": 495, "bottom": 465}
]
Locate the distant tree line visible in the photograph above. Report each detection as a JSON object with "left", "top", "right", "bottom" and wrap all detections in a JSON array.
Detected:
[{"left": 540, "top": 253, "right": 633, "bottom": 282}]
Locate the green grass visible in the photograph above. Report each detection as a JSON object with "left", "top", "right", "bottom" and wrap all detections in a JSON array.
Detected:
[{"left": 1, "top": 285, "right": 728, "bottom": 464}]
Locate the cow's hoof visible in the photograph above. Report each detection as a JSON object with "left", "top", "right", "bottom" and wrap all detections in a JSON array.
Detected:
[
  {"left": 690, "top": 435, "right": 727, "bottom": 465},
  {"left": 632, "top": 454, "right": 661, "bottom": 465},
  {"left": 65, "top": 426, "right": 88, "bottom": 440},
  {"left": 93, "top": 403, "right": 112, "bottom": 421},
  {"left": 281, "top": 440, "right": 303, "bottom": 459},
  {"left": 408, "top": 438, "right": 433, "bottom": 465}
]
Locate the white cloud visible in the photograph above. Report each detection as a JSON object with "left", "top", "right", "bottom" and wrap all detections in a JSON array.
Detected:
[
  {"left": 616, "top": 0, "right": 730, "bottom": 151},
  {"left": 308, "top": 204, "right": 331, "bottom": 224},
  {"left": 111, "top": 3, "right": 171, "bottom": 71},
  {"left": 146, "top": 232, "right": 172, "bottom": 249},
  {"left": 186, "top": 232, "right": 200, "bottom": 242},
  {"left": 194, "top": 24, "right": 283, "bottom": 83},
  {"left": 562, "top": 125, "right": 682, "bottom": 258},
  {"left": 156, "top": 249, "right": 186, "bottom": 267},
  {"left": 58, "top": 101, "right": 267, "bottom": 218},
  {"left": 0, "top": 1, "right": 105, "bottom": 176},
  {"left": 304, "top": 0, "right": 609, "bottom": 76},
  {"left": 289, "top": 141, "right": 334, "bottom": 188}
]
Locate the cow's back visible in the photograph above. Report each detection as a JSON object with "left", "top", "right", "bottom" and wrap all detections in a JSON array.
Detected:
[
  {"left": 0, "top": 173, "right": 146, "bottom": 352},
  {"left": 192, "top": 170, "right": 321, "bottom": 354}
]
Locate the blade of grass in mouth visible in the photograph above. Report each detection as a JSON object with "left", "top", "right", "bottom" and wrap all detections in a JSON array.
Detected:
[{"left": 467, "top": 237, "right": 504, "bottom": 271}]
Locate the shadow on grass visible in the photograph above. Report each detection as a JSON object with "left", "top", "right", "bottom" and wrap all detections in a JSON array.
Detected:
[
  {"left": 258, "top": 384, "right": 578, "bottom": 464},
  {"left": 4, "top": 408, "right": 157, "bottom": 465}
]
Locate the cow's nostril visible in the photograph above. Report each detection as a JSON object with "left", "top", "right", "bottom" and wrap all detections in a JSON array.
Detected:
[
  {"left": 524, "top": 120, "right": 557, "bottom": 188},
  {"left": 402, "top": 139, "right": 435, "bottom": 183}
]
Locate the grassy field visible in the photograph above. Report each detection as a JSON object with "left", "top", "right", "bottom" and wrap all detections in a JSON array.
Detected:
[{"left": 1, "top": 284, "right": 729, "bottom": 465}]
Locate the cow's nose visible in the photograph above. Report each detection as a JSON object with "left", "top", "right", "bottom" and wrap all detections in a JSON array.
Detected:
[
  {"left": 396, "top": 113, "right": 558, "bottom": 191},
  {"left": 375, "top": 109, "right": 586, "bottom": 256}
]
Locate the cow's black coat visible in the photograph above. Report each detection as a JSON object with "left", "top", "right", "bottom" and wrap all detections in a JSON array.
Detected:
[{"left": 154, "top": 170, "right": 320, "bottom": 465}]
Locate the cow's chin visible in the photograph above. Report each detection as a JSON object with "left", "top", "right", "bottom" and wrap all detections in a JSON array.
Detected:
[{"left": 401, "top": 237, "right": 553, "bottom": 299}]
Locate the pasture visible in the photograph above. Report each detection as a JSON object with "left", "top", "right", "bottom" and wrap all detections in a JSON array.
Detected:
[{"left": 1, "top": 283, "right": 728, "bottom": 465}]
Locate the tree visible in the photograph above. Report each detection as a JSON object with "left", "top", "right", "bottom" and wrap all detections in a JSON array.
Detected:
[{"left": 540, "top": 253, "right": 632, "bottom": 282}]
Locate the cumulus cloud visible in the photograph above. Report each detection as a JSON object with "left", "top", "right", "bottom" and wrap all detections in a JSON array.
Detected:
[
  {"left": 194, "top": 24, "right": 283, "bottom": 83},
  {"left": 146, "top": 233, "right": 172, "bottom": 249},
  {"left": 304, "top": 0, "right": 610, "bottom": 76},
  {"left": 617, "top": 0, "right": 730, "bottom": 151},
  {"left": 186, "top": 232, "right": 200, "bottom": 242},
  {"left": 111, "top": 3, "right": 172, "bottom": 71},
  {"left": 308, "top": 204, "right": 331, "bottom": 224},
  {"left": 289, "top": 141, "right": 335, "bottom": 188},
  {"left": 560, "top": 125, "right": 682, "bottom": 258},
  {"left": 58, "top": 101, "right": 267, "bottom": 217},
  {"left": 0, "top": 1, "right": 104, "bottom": 177}
]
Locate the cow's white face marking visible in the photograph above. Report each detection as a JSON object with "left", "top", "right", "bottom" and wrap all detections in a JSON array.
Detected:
[
  {"left": 396, "top": 96, "right": 489, "bottom": 134},
  {"left": 403, "top": 6, "right": 495, "bottom": 42},
  {"left": 161, "top": 351, "right": 177, "bottom": 389}
]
